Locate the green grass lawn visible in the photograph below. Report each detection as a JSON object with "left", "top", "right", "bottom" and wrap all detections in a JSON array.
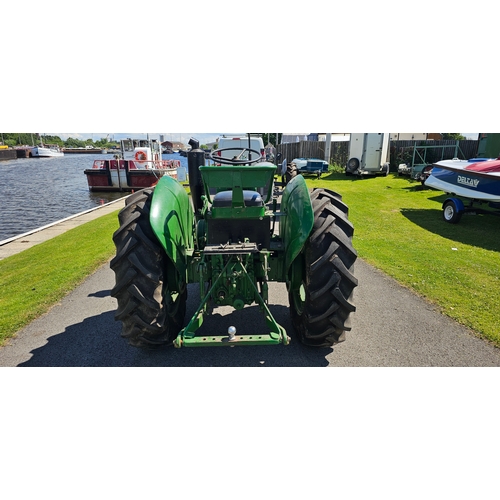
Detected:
[
  {"left": 306, "top": 171, "right": 500, "bottom": 346},
  {"left": 0, "top": 212, "right": 118, "bottom": 346},
  {"left": 1, "top": 173, "right": 499, "bottom": 349}
]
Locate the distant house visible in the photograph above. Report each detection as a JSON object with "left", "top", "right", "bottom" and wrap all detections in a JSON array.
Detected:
[
  {"left": 281, "top": 133, "right": 310, "bottom": 144},
  {"left": 282, "top": 133, "right": 444, "bottom": 144},
  {"left": 281, "top": 133, "right": 351, "bottom": 143},
  {"left": 426, "top": 133, "right": 444, "bottom": 141},
  {"left": 318, "top": 133, "right": 350, "bottom": 142},
  {"left": 161, "top": 141, "right": 186, "bottom": 150},
  {"left": 390, "top": 133, "right": 443, "bottom": 141}
]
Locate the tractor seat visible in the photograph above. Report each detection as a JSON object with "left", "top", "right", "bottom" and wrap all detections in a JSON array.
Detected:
[{"left": 212, "top": 190, "right": 264, "bottom": 208}]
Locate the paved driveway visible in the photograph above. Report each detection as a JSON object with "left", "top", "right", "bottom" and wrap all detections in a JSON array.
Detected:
[{"left": 1, "top": 259, "right": 499, "bottom": 367}]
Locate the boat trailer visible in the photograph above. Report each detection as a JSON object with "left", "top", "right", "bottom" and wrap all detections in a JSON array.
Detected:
[{"left": 442, "top": 197, "right": 500, "bottom": 224}]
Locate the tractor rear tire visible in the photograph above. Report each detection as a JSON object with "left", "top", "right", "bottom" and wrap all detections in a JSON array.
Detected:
[
  {"left": 289, "top": 188, "right": 358, "bottom": 347},
  {"left": 110, "top": 188, "right": 186, "bottom": 348}
]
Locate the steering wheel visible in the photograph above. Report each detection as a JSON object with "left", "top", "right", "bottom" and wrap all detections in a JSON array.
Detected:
[{"left": 209, "top": 147, "right": 262, "bottom": 165}]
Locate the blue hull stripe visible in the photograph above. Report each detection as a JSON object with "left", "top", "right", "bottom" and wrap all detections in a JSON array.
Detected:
[{"left": 429, "top": 165, "right": 500, "bottom": 199}]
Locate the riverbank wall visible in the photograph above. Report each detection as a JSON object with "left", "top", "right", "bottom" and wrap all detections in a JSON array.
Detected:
[{"left": 0, "top": 149, "right": 18, "bottom": 160}]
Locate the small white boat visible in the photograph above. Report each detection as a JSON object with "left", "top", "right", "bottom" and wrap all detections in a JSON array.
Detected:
[
  {"left": 31, "top": 145, "right": 64, "bottom": 157},
  {"left": 425, "top": 157, "right": 500, "bottom": 223},
  {"left": 425, "top": 158, "right": 500, "bottom": 203}
]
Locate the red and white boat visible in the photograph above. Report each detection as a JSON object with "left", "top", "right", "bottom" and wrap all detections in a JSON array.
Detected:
[
  {"left": 425, "top": 157, "right": 500, "bottom": 202},
  {"left": 84, "top": 138, "right": 181, "bottom": 192},
  {"left": 424, "top": 157, "right": 500, "bottom": 223}
]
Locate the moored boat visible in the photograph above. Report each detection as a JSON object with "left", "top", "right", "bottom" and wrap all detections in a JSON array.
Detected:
[
  {"left": 425, "top": 157, "right": 500, "bottom": 223},
  {"left": 84, "top": 138, "right": 181, "bottom": 192},
  {"left": 31, "top": 145, "right": 64, "bottom": 157},
  {"left": 425, "top": 157, "right": 500, "bottom": 202}
]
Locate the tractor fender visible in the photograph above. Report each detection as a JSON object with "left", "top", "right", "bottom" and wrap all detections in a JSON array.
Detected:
[
  {"left": 280, "top": 174, "right": 314, "bottom": 276},
  {"left": 150, "top": 175, "right": 194, "bottom": 278}
]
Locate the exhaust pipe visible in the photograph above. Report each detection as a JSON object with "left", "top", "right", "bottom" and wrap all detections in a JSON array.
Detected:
[{"left": 187, "top": 138, "right": 205, "bottom": 216}]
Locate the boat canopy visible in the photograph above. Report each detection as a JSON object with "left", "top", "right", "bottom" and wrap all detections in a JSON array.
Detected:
[{"left": 465, "top": 160, "right": 500, "bottom": 174}]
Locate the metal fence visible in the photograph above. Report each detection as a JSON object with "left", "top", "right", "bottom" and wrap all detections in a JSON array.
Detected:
[
  {"left": 390, "top": 140, "right": 479, "bottom": 169},
  {"left": 276, "top": 139, "right": 480, "bottom": 169},
  {"left": 277, "top": 141, "right": 349, "bottom": 165}
]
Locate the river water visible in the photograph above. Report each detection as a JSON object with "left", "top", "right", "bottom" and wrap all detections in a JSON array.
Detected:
[{"left": 0, "top": 152, "right": 188, "bottom": 242}]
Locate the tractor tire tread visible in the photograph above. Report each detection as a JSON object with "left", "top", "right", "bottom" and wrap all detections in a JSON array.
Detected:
[
  {"left": 289, "top": 188, "right": 357, "bottom": 347},
  {"left": 110, "top": 188, "right": 185, "bottom": 348}
]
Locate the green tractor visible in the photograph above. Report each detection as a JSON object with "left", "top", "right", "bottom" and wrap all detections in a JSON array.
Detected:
[{"left": 110, "top": 137, "right": 357, "bottom": 349}]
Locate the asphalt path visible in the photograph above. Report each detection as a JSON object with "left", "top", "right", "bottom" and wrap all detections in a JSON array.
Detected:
[{"left": 1, "top": 258, "right": 499, "bottom": 367}]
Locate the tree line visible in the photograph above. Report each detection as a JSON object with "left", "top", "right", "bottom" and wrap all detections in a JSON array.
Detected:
[{"left": 0, "top": 133, "right": 119, "bottom": 148}]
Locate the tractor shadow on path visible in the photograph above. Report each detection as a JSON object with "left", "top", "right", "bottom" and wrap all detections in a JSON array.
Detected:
[{"left": 18, "top": 303, "right": 332, "bottom": 367}]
